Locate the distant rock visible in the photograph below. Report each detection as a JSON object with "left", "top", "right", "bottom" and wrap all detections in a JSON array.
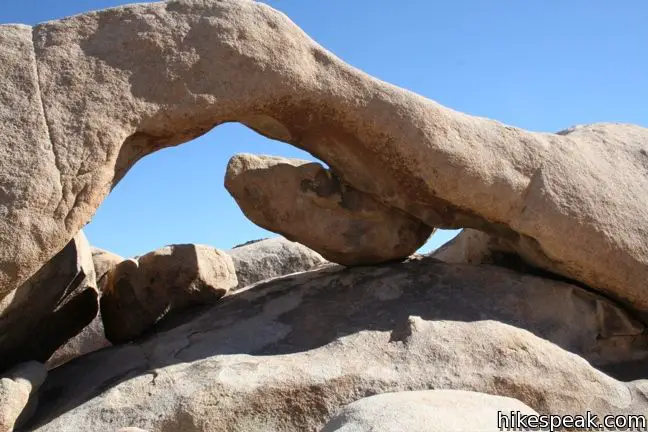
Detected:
[
  {"left": 231, "top": 238, "right": 269, "bottom": 249},
  {"left": 0, "top": 361, "right": 47, "bottom": 432},
  {"left": 320, "top": 390, "right": 540, "bottom": 432},
  {"left": 225, "top": 154, "right": 433, "bottom": 266},
  {"left": 227, "top": 237, "right": 327, "bottom": 291},
  {"left": 100, "top": 244, "right": 237, "bottom": 343},
  {"left": 0, "top": 231, "right": 98, "bottom": 372},
  {"left": 91, "top": 248, "right": 124, "bottom": 286},
  {"left": 432, "top": 229, "right": 503, "bottom": 265},
  {"left": 28, "top": 258, "right": 648, "bottom": 431}
]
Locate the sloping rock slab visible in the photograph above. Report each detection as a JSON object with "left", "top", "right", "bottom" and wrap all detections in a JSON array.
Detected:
[
  {"left": 28, "top": 258, "right": 648, "bottom": 431},
  {"left": 0, "top": 231, "right": 98, "bottom": 373}
]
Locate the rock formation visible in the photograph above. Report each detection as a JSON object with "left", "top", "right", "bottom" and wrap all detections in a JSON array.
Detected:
[
  {"left": 225, "top": 154, "right": 432, "bottom": 265},
  {"left": 100, "top": 244, "right": 237, "bottom": 343},
  {"left": 47, "top": 247, "right": 124, "bottom": 369},
  {"left": 25, "top": 260, "right": 648, "bottom": 431},
  {"left": 0, "top": 231, "right": 98, "bottom": 372},
  {"left": 1, "top": 0, "right": 647, "bottom": 430},
  {"left": 0, "top": 362, "right": 46, "bottom": 432},
  {"left": 0, "top": 0, "right": 645, "bottom": 317},
  {"left": 227, "top": 237, "right": 327, "bottom": 291},
  {"left": 320, "top": 390, "right": 540, "bottom": 432}
]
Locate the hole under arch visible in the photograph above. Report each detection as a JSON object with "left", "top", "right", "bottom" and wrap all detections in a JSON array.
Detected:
[{"left": 85, "top": 122, "right": 459, "bottom": 259}]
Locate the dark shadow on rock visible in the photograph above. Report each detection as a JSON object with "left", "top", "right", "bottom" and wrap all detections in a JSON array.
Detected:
[{"left": 26, "top": 256, "right": 648, "bottom": 429}]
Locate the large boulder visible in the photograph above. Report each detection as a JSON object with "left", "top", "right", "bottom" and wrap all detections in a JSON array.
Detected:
[
  {"left": 0, "top": 361, "right": 47, "bottom": 432},
  {"left": 225, "top": 154, "right": 432, "bottom": 265},
  {"left": 100, "top": 244, "right": 237, "bottom": 343},
  {"left": 1, "top": 1, "right": 646, "bottom": 317},
  {"left": 320, "top": 390, "right": 540, "bottom": 432},
  {"left": 0, "top": 231, "right": 98, "bottom": 372},
  {"left": 26, "top": 258, "right": 648, "bottom": 431},
  {"left": 227, "top": 237, "right": 327, "bottom": 291},
  {"left": 47, "top": 247, "right": 124, "bottom": 369}
]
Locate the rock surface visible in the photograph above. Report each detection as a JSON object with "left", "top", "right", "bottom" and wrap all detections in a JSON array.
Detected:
[
  {"left": 225, "top": 154, "right": 431, "bottom": 265},
  {"left": 0, "top": 231, "right": 98, "bottom": 373},
  {"left": 47, "top": 247, "right": 124, "bottom": 368},
  {"left": 320, "top": 390, "right": 540, "bottom": 432},
  {"left": 100, "top": 244, "right": 237, "bottom": 343},
  {"left": 0, "top": 24, "right": 62, "bottom": 307},
  {"left": 27, "top": 258, "right": 648, "bottom": 431},
  {"left": 0, "top": 1, "right": 645, "bottom": 316},
  {"left": 0, "top": 361, "right": 47, "bottom": 432},
  {"left": 432, "top": 229, "right": 505, "bottom": 265},
  {"left": 227, "top": 237, "right": 327, "bottom": 291},
  {"left": 91, "top": 247, "right": 124, "bottom": 286}
]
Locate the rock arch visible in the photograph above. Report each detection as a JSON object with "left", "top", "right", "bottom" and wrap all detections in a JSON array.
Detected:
[{"left": 2, "top": 0, "right": 648, "bottom": 318}]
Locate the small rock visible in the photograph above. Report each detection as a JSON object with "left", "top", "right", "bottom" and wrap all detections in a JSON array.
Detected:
[{"left": 101, "top": 244, "right": 237, "bottom": 343}]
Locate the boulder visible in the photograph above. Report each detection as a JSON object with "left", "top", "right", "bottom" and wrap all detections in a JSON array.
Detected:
[
  {"left": 0, "top": 361, "right": 47, "bottom": 432},
  {"left": 320, "top": 390, "right": 540, "bottom": 432},
  {"left": 26, "top": 258, "right": 648, "bottom": 431},
  {"left": 100, "top": 244, "right": 237, "bottom": 343},
  {"left": 227, "top": 237, "right": 327, "bottom": 291},
  {"left": 47, "top": 247, "right": 124, "bottom": 369},
  {"left": 91, "top": 247, "right": 124, "bottom": 285},
  {"left": 0, "top": 231, "right": 98, "bottom": 372},
  {"left": 225, "top": 154, "right": 433, "bottom": 265},
  {"left": 0, "top": 1, "right": 645, "bottom": 316}
]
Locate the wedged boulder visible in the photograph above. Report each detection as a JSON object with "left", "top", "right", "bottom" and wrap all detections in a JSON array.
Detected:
[
  {"left": 27, "top": 258, "right": 648, "bottom": 431},
  {"left": 225, "top": 154, "right": 432, "bottom": 265},
  {"left": 0, "top": 361, "right": 47, "bottom": 432},
  {"left": 320, "top": 390, "right": 540, "bottom": 432},
  {"left": 47, "top": 247, "right": 124, "bottom": 369},
  {"left": 0, "top": 231, "right": 98, "bottom": 373},
  {"left": 227, "top": 237, "right": 327, "bottom": 291},
  {"left": 100, "top": 244, "right": 237, "bottom": 343}
]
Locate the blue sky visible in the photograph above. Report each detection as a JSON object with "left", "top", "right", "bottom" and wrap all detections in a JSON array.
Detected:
[{"left": 2, "top": 1, "right": 646, "bottom": 258}]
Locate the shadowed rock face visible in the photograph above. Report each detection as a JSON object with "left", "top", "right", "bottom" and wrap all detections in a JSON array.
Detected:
[
  {"left": 0, "top": 0, "right": 647, "bottom": 317},
  {"left": 46, "top": 247, "right": 123, "bottom": 369},
  {"left": 225, "top": 154, "right": 433, "bottom": 265},
  {"left": 25, "top": 258, "right": 648, "bottom": 431},
  {"left": 0, "top": 231, "right": 98, "bottom": 373}
]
